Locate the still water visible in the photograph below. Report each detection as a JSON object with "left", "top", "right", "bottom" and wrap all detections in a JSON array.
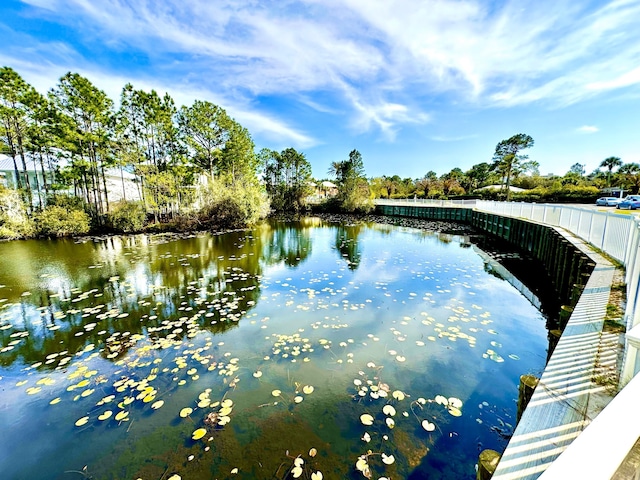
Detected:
[{"left": 0, "top": 218, "right": 549, "bottom": 479}]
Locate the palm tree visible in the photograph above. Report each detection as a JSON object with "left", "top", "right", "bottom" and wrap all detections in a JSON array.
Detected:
[
  {"left": 599, "top": 156, "right": 622, "bottom": 187},
  {"left": 619, "top": 163, "right": 640, "bottom": 194}
]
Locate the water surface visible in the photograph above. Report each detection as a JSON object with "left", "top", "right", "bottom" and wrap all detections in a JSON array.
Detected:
[{"left": 0, "top": 218, "right": 549, "bottom": 479}]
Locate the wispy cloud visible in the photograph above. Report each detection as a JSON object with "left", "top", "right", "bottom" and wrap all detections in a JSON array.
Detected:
[
  {"left": 577, "top": 125, "right": 599, "bottom": 134},
  {"left": 11, "top": 0, "right": 640, "bottom": 140}
]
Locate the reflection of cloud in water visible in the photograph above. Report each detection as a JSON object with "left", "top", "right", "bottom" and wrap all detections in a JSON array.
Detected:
[{"left": 0, "top": 220, "right": 550, "bottom": 480}]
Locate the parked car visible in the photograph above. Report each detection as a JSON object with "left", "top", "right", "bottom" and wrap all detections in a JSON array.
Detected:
[
  {"left": 596, "top": 196, "right": 623, "bottom": 206},
  {"left": 617, "top": 195, "right": 640, "bottom": 210}
]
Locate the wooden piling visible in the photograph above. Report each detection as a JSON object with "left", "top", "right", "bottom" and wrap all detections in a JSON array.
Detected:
[
  {"left": 477, "top": 449, "right": 501, "bottom": 480},
  {"left": 559, "top": 305, "right": 574, "bottom": 330},
  {"left": 517, "top": 374, "right": 540, "bottom": 423},
  {"left": 547, "top": 329, "right": 562, "bottom": 362}
]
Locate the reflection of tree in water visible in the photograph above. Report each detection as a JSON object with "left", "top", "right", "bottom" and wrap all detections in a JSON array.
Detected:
[
  {"left": 334, "top": 224, "right": 364, "bottom": 270},
  {"left": 0, "top": 221, "right": 316, "bottom": 369},
  {"left": 260, "top": 220, "right": 312, "bottom": 268}
]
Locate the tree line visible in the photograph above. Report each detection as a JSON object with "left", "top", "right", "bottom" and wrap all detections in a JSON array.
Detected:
[
  {"left": 370, "top": 136, "right": 639, "bottom": 202},
  {"left": 0, "top": 66, "right": 373, "bottom": 238},
  {"left": 2, "top": 65, "right": 638, "bottom": 240}
]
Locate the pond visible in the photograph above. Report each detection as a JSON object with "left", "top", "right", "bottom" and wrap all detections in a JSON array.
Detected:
[{"left": 0, "top": 217, "right": 550, "bottom": 480}]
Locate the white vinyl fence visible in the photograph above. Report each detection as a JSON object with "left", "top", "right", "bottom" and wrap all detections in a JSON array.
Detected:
[{"left": 476, "top": 201, "right": 640, "bottom": 382}]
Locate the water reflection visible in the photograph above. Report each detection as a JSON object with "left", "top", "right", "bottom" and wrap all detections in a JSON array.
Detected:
[
  {"left": 334, "top": 223, "right": 364, "bottom": 270},
  {"left": 0, "top": 218, "right": 550, "bottom": 480},
  {"left": 1, "top": 222, "right": 320, "bottom": 367}
]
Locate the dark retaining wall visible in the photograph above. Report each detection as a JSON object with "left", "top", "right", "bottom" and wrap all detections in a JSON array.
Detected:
[{"left": 375, "top": 205, "right": 595, "bottom": 320}]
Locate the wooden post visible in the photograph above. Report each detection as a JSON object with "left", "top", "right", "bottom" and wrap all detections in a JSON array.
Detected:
[
  {"left": 571, "top": 283, "right": 584, "bottom": 306},
  {"left": 517, "top": 374, "right": 539, "bottom": 423},
  {"left": 559, "top": 305, "right": 574, "bottom": 330},
  {"left": 547, "top": 329, "right": 562, "bottom": 362},
  {"left": 477, "top": 449, "right": 501, "bottom": 480}
]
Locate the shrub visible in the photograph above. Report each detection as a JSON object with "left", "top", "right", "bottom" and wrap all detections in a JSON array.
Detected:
[
  {"left": 34, "top": 205, "right": 90, "bottom": 237},
  {"left": 198, "top": 178, "right": 270, "bottom": 230},
  {"left": 46, "top": 193, "right": 88, "bottom": 211},
  {"left": 0, "top": 186, "right": 34, "bottom": 239},
  {"left": 107, "top": 201, "right": 147, "bottom": 233}
]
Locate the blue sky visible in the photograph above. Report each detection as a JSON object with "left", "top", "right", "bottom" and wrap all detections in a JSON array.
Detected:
[{"left": 1, "top": 0, "right": 639, "bottom": 179}]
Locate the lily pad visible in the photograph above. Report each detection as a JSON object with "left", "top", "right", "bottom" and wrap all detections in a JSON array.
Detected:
[
  {"left": 360, "top": 413, "right": 374, "bottom": 426},
  {"left": 382, "top": 405, "right": 396, "bottom": 416},
  {"left": 192, "top": 428, "right": 207, "bottom": 440},
  {"left": 381, "top": 453, "right": 395, "bottom": 465},
  {"left": 98, "top": 411, "right": 113, "bottom": 421},
  {"left": 422, "top": 420, "right": 436, "bottom": 431},
  {"left": 75, "top": 416, "right": 90, "bottom": 427}
]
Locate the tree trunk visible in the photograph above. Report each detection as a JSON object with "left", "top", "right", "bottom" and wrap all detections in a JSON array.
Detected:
[
  {"left": 9, "top": 153, "right": 22, "bottom": 189},
  {"left": 38, "top": 149, "right": 49, "bottom": 195},
  {"left": 14, "top": 119, "right": 33, "bottom": 208},
  {"left": 101, "top": 162, "right": 110, "bottom": 212},
  {"left": 120, "top": 165, "right": 127, "bottom": 201}
]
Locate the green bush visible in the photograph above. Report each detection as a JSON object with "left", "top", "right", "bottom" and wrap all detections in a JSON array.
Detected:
[
  {"left": 198, "top": 178, "right": 270, "bottom": 230},
  {"left": 46, "top": 193, "right": 88, "bottom": 211},
  {"left": 0, "top": 186, "right": 34, "bottom": 239},
  {"left": 34, "top": 205, "right": 91, "bottom": 237},
  {"left": 511, "top": 185, "right": 599, "bottom": 203},
  {"left": 107, "top": 201, "right": 147, "bottom": 233}
]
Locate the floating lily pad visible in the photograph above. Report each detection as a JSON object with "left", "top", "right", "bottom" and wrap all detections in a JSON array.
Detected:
[
  {"left": 382, "top": 405, "right": 396, "bottom": 416},
  {"left": 392, "top": 390, "right": 405, "bottom": 401},
  {"left": 75, "top": 416, "right": 89, "bottom": 427},
  {"left": 381, "top": 453, "right": 395, "bottom": 465},
  {"left": 98, "top": 411, "right": 113, "bottom": 421},
  {"left": 422, "top": 420, "right": 436, "bottom": 431},
  {"left": 360, "top": 414, "right": 374, "bottom": 426},
  {"left": 192, "top": 428, "right": 207, "bottom": 440},
  {"left": 115, "top": 411, "right": 129, "bottom": 421}
]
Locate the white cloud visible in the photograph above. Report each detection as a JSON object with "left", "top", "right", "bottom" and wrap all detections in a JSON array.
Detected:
[
  {"left": 586, "top": 66, "right": 640, "bottom": 91},
  {"left": 11, "top": 0, "right": 640, "bottom": 136},
  {"left": 577, "top": 125, "right": 599, "bottom": 134}
]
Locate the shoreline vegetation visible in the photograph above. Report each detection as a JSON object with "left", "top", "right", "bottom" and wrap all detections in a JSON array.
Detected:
[{"left": 2, "top": 66, "right": 638, "bottom": 241}]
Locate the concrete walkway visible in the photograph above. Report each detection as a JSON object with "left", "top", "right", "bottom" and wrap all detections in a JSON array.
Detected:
[{"left": 491, "top": 228, "right": 617, "bottom": 480}]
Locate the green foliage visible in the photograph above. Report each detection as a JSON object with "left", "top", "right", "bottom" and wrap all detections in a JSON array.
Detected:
[
  {"left": 177, "top": 100, "right": 232, "bottom": 177},
  {"left": 46, "top": 193, "right": 87, "bottom": 211},
  {"left": 329, "top": 149, "right": 373, "bottom": 213},
  {"left": 34, "top": 205, "right": 91, "bottom": 237},
  {"left": 107, "top": 201, "right": 147, "bottom": 233},
  {"left": 262, "top": 147, "right": 313, "bottom": 212},
  {"left": 507, "top": 184, "right": 600, "bottom": 203},
  {"left": 0, "top": 185, "right": 34, "bottom": 239},
  {"left": 491, "top": 133, "right": 535, "bottom": 201},
  {"left": 142, "top": 168, "right": 181, "bottom": 218},
  {"left": 197, "top": 178, "right": 269, "bottom": 230},
  {"left": 599, "top": 156, "right": 622, "bottom": 187}
]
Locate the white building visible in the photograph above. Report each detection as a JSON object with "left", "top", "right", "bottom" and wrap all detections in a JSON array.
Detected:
[{"left": 0, "top": 154, "right": 141, "bottom": 205}]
